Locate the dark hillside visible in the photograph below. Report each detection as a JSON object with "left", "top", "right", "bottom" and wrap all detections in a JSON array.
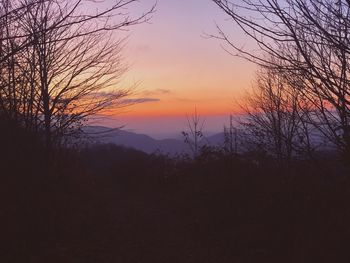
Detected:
[{"left": 1, "top": 123, "right": 350, "bottom": 262}]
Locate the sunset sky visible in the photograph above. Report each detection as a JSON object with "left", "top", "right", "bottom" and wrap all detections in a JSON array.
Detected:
[{"left": 96, "top": 0, "right": 256, "bottom": 138}]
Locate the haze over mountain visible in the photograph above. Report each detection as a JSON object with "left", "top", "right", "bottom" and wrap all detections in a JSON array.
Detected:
[
  {"left": 83, "top": 124, "right": 336, "bottom": 157},
  {"left": 84, "top": 126, "right": 227, "bottom": 155}
]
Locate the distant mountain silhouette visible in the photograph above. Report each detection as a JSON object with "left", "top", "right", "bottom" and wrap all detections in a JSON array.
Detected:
[
  {"left": 83, "top": 126, "right": 337, "bottom": 157},
  {"left": 83, "top": 126, "right": 227, "bottom": 155},
  {"left": 206, "top": 132, "right": 225, "bottom": 146},
  {"left": 83, "top": 126, "right": 188, "bottom": 155}
]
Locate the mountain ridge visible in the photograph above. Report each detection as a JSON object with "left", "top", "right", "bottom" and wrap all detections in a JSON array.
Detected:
[{"left": 83, "top": 126, "right": 226, "bottom": 155}]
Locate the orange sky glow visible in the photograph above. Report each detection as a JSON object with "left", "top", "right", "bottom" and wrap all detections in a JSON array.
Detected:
[{"left": 97, "top": 0, "right": 257, "bottom": 137}]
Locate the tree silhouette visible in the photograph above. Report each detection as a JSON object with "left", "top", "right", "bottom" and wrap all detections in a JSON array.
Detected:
[
  {"left": 182, "top": 108, "right": 206, "bottom": 158},
  {"left": 0, "top": 0, "right": 154, "bottom": 148},
  {"left": 240, "top": 66, "right": 316, "bottom": 162},
  {"left": 223, "top": 115, "right": 238, "bottom": 156},
  {"left": 213, "top": 0, "right": 350, "bottom": 160}
]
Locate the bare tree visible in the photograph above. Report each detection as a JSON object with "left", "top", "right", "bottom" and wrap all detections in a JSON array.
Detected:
[
  {"left": 182, "top": 108, "right": 206, "bottom": 158},
  {"left": 212, "top": 0, "right": 350, "bottom": 160},
  {"left": 223, "top": 114, "right": 238, "bottom": 155},
  {"left": 0, "top": 1, "right": 43, "bottom": 64},
  {"left": 0, "top": 0, "right": 154, "bottom": 148},
  {"left": 240, "top": 67, "right": 316, "bottom": 162}
]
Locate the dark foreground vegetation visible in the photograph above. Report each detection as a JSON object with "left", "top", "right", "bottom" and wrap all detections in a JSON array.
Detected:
[
  {"left": 2, "top": 0, "right": 350, "bottom": 262},
  {"left": 2, "top": 122, "right": 350, "bottom": 263}
]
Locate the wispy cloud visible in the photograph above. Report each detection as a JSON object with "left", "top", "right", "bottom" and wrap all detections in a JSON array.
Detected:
[
  {"left": 142, "top": 88, "right": 172, "bottom": 96},
  {"left": 121, "top": 98, "right": 161, "bottom": 104}
]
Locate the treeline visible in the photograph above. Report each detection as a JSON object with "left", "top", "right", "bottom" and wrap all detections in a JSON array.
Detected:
[
  {"left": 2, "top": 1, "right": 350, "bottom": 262},
  {"left": 2, "top": 132, "right": 349, "bottom": 262},
  {"left": 0, "top": 0, "right": 153, "bottom": 148},
  {"left": 212, "top": 0, "right": 350, "bottom": 163}
]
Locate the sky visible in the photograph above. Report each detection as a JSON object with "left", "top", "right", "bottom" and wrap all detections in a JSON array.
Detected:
[{"left": 93, "top": 0, "right": 256, "bottom": 138}]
